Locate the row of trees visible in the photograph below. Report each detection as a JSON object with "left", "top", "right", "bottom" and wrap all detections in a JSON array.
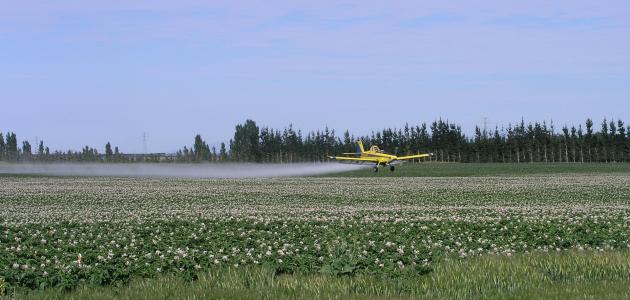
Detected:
[
  {"left": 3, "top": 117, "right": 630, "bottom": 163},
  {"left": 176, "top": 118, "right": 630, "bottom": 163},
  {"left": 0, "top": 133, "right": 128, "bottom": 162}
]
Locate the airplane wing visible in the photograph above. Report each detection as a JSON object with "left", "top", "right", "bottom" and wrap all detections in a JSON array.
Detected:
[
  {"left": 329, "top": 156, "right": 379, "bottom": 163},
  {"left": 395, "top": 153, "right": 433, "bottom": 160}
]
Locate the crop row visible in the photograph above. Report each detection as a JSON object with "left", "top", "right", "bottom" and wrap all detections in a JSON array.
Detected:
[
  {"left": 1, "top": 175, "right": 629, "bottom": 291},
  {"left": 1, "top": 176, "right": 629, "bottom": 224}
]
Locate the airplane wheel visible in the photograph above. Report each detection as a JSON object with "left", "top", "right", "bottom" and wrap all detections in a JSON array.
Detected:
[
  {"left": 390, "top": 165, "right": 395, "bottom": 172},
  {"left": 373, "top": 166, "right": 379, "bottom": 173}
]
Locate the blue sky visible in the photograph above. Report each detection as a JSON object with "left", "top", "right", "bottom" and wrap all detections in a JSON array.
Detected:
[{"left": 1, "top": 1, "right": 629, "bottom": 153}]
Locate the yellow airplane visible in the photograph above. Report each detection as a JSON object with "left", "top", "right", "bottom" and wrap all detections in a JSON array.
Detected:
[{"left": 329, "top": 140, "right": 433, "bottom": 172}]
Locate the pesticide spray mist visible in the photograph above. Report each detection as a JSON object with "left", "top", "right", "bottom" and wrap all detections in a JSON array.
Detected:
[{"left": 0, "top": 163, "right": 366, "bottom": 178}]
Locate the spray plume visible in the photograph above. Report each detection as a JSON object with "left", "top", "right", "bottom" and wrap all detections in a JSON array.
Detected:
[{"left": 0, "top": 163, "right": 365, "bottom": 178}]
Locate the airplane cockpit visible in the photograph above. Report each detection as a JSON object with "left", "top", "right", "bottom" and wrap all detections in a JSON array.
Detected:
[{"left": 370, "top": 145, "right": 385, "bottom": 153}]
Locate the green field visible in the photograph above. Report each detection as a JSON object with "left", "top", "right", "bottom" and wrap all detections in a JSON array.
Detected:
[
  {"left": 328, "top": 162, "right": 630, "bottom": 177},
  {"left": 1, "top": 163, "right": 630, "bottom": 299}
]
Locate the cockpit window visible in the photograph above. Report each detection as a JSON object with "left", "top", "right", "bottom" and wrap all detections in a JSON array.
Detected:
[{"left": 370, "top": 146, "right": 388, "bottom": 154}]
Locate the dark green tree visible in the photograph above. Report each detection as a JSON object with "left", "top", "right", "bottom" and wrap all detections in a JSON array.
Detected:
[
  {"left": 617, "top": 120, "right": 626, "bottom": 162},
  {"left": 585, "top": 119, "right": 594, "bottom": 162},
  {"left": 5, "top": 132, "right": 18, "bottom": 161},
  {"left": 0, "top": 132, "right": 4, "bottom": 160},
  {"left": 114, "top": 146, "right": 120, "bottom": 162},
  {"left": 231, "top": 120, "right": 261, "bottom": 162},
  {"left": 570, "top": 126, "right": 577, "bottom": 163},
  {"left": 193, "top": 134, "right": 210, "bottom": 161},
  {"left": 105, "top": 142, "right": 113, "bottom": 161},
  {"left": 38, "top": 140, "right": 45, "bottom": 155},
  {"left": 577, "top": 125, "right": 584, "bottom": 163},
  {"left": 526, "top": 123, "right": 535, "bottom": 163},
  {"left": 219, "top": 142, "right": 228, "bottom": 161},
  {"left": 37, "top": 140, "right": 45, "bottom": 161},
  {"left": 600, "top": 119, "right": 609, "bottom": 162},
  {"left": 561, "top": 126, "right": 570, "bottom": 163},
  {"left": 474, "top": 126, "right": 483, "bottom": 163},
  {"left": 609, "top": 120, "right": 617, "bottom": 162},
  {"left": 22, "top": 140, "right": 32, "bottom": 160}
]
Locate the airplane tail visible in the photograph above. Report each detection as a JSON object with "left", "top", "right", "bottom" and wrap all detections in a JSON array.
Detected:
[
  {"left": 356, "top": 140, "right": 365, "bottom": 154},
  {"left": 341, "top": 140, "right": 365, "bottom": 157}
]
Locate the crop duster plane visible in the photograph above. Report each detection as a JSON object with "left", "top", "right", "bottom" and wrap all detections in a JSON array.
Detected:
[{"left": 329, "top": 140, "right": 433, "bottom": 172}]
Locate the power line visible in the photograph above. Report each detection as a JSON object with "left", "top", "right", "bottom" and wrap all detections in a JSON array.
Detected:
[{"left": 142, "top": 132, "right": 148, "bottom": 154}]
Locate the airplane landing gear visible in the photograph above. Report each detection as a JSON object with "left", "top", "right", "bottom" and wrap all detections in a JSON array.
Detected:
[
  {"left": 373, "top": 166, "right": 379, "bottom": 173},
  {"left": 390, "top": 165, "right": 395, "bottom": 172}
]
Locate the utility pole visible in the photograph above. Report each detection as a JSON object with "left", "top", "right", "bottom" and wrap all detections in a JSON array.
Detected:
[{"left": 142, "top": 132, "right": 148, "bottom": 154}]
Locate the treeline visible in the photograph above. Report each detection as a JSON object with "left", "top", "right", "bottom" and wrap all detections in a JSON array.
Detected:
[
  {"left": 177, "top": 118, "right": 630, "bottom": 163},
  {"left": 0, "top": 133, "right": 132, "bottom": 162},
  {"left": 2, "top": 117, "right": 629, "bottom": 163}
]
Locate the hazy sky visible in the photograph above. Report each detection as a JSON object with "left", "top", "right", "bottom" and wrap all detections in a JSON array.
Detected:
[{"left": 2, "top": 1, "right": 629, "bottom": 153}]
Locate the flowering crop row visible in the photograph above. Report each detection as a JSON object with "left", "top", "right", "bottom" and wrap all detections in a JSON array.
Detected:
[{"left": 1, "top": 174, "right": 629, "bottom": 290}]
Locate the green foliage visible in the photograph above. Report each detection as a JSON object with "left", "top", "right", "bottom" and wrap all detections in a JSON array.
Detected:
[
  {"left": 105, "top": 142, "right": 113, "bottom": 161},
  {"left": 0, "top": 132, "right": 5, "bottom": 160},
  {"left": 0, "top": 276, "right": 5, "bottom": 297},
  {"left": 219, "top": 142, "right": 228, "bottom": 161},
  {"left": 217, "top": 117, "right": 630, "bottom": 163},
  {"left": 318, "top": 243, "right": 362, "bottom": 276},
  {"left": 2, "top": 117, "right": 630, "bottom": 163},
  {"left": 192, "top": 134, "right": 210, "bottom": 161},
  {"left": 231, "top": 119, "right": 261, "bottom": 162},
  {"left": 1, "top": 171, "right": 629, "bottom": 294},
  {"left": 21, "top": 141, "right": 32, "bottom": 160},
  {"left": 14, "top": 252, "right": 630, "bottom": 300},
  {"left": 5, "top": 132, "right": 18, "bottom": 161}
]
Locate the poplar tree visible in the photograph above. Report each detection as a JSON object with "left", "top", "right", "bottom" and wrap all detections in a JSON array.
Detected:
[
  {"left": 22, "top": 141, "right": 32, "bottom": 160},
  {"left": 219, "top": 142, "right": 228, "bottom": 161},
  {"left": 600, "top": 120, "right": 609, "bottom": 162},
  {"left": 105, "top": 142, "right": 113, "bottom": 161},
  {"left": 232, "top": 120, "right": 261, "bottom": 162},
  {"left": 609, "top": 120, "right": 617, "bottom": 161},
  {"left": 585, "top": 119, "right": 594, "bottom": 162},
  {"left": 38, "top": 141, "right": 45, "bottom": 155},
  {"left": 0, "top": 132, "right": 4, "bottom": 160},
  {"left": 114, "top": 146, "right": 120, "bottom": 162},
  {"left": 193, "top": 135, "right": 209, "bottom": 161},
  {"left": 6, "top": 132, "right": 18, "bottom": 161},
  {"left": 577, "top": 125, "right": 584, "bottom": 163},
  {"left": 617, "top": 120, "right": 626, "bottom": 162}
]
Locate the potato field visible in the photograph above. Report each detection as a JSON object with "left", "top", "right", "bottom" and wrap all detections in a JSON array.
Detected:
[{"left": 1, "top": 164, "right": 630, "bottom": 299}]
